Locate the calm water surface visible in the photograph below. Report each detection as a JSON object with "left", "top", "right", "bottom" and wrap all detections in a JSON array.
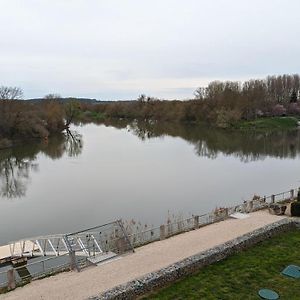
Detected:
[{"left": 0, "top": 121, "right": 300, "bottom": 244}]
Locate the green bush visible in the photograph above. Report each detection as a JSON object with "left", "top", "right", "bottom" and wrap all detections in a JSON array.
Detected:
[{"left": 291, "top": 202, "right": 300, "bottom": 216}]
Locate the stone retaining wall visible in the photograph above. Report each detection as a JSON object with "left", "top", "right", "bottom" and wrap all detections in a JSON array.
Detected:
[{"left": 89, "top": 218, "right": 300, "bottom": 300}]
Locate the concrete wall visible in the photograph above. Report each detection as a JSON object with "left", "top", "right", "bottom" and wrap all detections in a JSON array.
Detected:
[{"left": 90, "top": 218, "right": 300, "bottom": 300}]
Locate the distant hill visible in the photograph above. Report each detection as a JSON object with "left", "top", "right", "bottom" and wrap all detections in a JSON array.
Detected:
[
  {"left": 26, "top": 97, "right": 103, "bottom": 104},
  {"left": 25, "top": 97, "right": 135, "bottom": 104}
]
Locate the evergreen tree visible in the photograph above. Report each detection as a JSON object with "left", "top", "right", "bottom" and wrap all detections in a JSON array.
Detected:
[{"left": 290, "top": 90, "right": 298, "bottom": 103}]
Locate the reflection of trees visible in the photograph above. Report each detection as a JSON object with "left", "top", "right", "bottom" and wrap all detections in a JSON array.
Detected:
[
  {"left": 40, "top": 130, "right": 83, "bottom": 159},
  {"left": 102, "top": 119, "right": 300, "bottom": 162},
  {"left": 0, "top": 131, "right": 82, "bottom": 199},
  {"left": 128, "top": 120, "right": 160, "bottom": 140},
  {"left": 65, "top": 130, "right": 83, "bottom": 157},
  {"left": 194, "top": 141, "right": 218, "bottom": 160},
  {"left": 0, "top": 149, "right": 38, "bottom": 198}
]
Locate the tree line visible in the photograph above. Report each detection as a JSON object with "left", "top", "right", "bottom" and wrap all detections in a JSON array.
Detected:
[
  {"left": 0, "top": 88, "right": 77, "bottom": 148},
  {"left": 193, "top": 74, "right": 300, "bottom": 127},
  {"left": 1, "top": 73, "right": 299, "bottom": 147},
  {"left": 78, "top": 74, "right": 300, "bottom": 128}
]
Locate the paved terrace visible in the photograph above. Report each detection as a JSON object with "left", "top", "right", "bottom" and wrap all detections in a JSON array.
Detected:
[{"left": 0, "top": 210, "right": 286, "bottom": 300}]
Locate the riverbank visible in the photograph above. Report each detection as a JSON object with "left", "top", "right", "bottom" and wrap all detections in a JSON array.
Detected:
[
  {"left": 0, "top": 210, "right": 286, "bottom": 300},
  {"left": 0, "top": 128, "right": 74, "bottom": 151},
  {"left": 0, "top": 137, "right": 46, "bottom": 151},
  {"left": 1, "top": 115, "right": 299, "bottom": 151},
  {"left": 0, "top": 98, "right": 72, "bottom": 151},
  {"left": 77, "top": 114, "right": 300, "bottom": 131},
  {"left": 237, "top": 116, "right": 300, "bottom": 130}
]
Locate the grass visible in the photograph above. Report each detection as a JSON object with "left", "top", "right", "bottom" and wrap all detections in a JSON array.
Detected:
[
  {"left": 237, "top": 117, "right": 299, "bottom": 130},
  {"left": 79, "top": 111, "right": 106, "bottom": 121},
  {"left": 143, "top": 229, "right": 300, "bottom": 300}
]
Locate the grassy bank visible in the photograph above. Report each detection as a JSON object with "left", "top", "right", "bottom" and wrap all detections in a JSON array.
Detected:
[
  {"left": 144, "top": 229, "right": 300, "bottom": 300},
  {"left": 237, "top": 116, "right": 299, "bottom": 130},
  {"left": 78, "top": 111, "right": 106, "bottom": 121}
]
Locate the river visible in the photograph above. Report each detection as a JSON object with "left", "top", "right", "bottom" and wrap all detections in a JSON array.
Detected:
[{"left": 0, "top": 121, "right": 299, "bottom": 244}]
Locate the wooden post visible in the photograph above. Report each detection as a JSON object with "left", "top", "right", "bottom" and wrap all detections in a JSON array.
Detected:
[
  {"left": 225, "top": 208, "right": 229, "bottom": 218},
  {"left": 7, "top": 269, "right": 16, "bottom": 290},
  {"left": 271, "top": 195, "right": 275, "bottom": 203},
  {"left": 194, "top": 216, "right": 199, "bottom": 229},
  {"left": 117, "top": 219, "right": 135, "bottom": 253},
  {"left": 69, "top": 250, "right": 80, "bottom": 272},
  {"left": 160, "top": 225, "right": 166, "bottom": 240},
  {"left": 290, "top": 189, "right": 294, "bottom": 200},
  {"left": 247, "top": 201, "right": 253, "bottom": 213}
]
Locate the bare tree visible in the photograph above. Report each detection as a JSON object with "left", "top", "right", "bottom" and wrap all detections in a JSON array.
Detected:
[
  {"left": 0, "top": 86, "right": 23, "bottom": 100},
  {"left": 137, "top": 94, "right": 146, "bottom": 102},
  {"left": 44, "top": 93, "right": 61, "bottom": 100},
  {"left": 64, "top": 100, "right": 81, "bottom": 127},
  {"left": 194, "top": 87, "right": 207, "bottom": 100}
]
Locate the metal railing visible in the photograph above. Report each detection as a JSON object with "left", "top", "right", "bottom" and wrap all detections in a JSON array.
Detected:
[
  {"left": 126, "top": 188, "right": 298, "bottom": 248},
  {"left": 0, "top": 253, "right": 70, "bottom": 289},
  {"left": 0, "top": 187, "right": 298, "bottom": 292}
]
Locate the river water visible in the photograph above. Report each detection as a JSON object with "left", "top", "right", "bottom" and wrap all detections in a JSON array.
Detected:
[{"left": 0, "top": 121, "right": 300, "bottom": 245}]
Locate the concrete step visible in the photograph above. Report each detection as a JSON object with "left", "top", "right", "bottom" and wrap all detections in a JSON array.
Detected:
[{"left": 87, "top": 252, "right": 117, "bottom": 265}]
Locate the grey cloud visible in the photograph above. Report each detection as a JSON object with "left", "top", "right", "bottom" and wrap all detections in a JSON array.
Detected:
[{"left": 0, "top": 0, "right": 300, "bottom": 99}]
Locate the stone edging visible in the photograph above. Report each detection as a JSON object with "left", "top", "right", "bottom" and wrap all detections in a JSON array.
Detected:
[{"left": 89, "top": 218, "right": 300, "bottom": 300}]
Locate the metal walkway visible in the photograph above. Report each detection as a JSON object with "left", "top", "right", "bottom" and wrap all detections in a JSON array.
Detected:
[
  {"left": 6, "top": 233, "right": 102, "bottom": 258},
  {"left": 1, "top": 220, "right": 134, "bottom": 266}
]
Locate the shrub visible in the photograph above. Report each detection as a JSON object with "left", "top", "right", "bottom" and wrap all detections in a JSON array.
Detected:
[
  {"left": 272, "top": 104, "right": 287, "bottom": 116},
  {"left": 215, "top": 109, "right": 242, "bottom": 128},
  {"left": 287, "top": 103, "right": 300, "bottom": 115},
  {"left": 291, "top": 202, "right": 300, "bottom": 216}
]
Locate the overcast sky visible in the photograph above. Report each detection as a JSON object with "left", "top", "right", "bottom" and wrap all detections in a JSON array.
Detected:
[{"left": 1, "top": 0, "right": 300, "bottom": 100}]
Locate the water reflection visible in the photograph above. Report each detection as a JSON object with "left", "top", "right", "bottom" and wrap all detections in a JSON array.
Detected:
[
  {"left": 0, "top": 131, "right": 82, "bottom": 199},
  {"left": 1, "top": 120, "right": 300, "bottom": 199},
  {"left": 1, "top": 121, "right": 300, "bottom": 244},
  {"left": 101, "top": 119, "right": 300, "bottom": 162},
  {"left": 0, "top": 150, "right": 37, "bottom": 198}
]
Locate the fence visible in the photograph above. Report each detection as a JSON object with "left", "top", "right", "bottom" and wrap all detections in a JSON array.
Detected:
[
  {"left": 0, "top": 253, "right": 70, "bottom": 291},
  {"left": 65, "top": 220, "right": 134, "bottom": 270},
  {"left": 126, "top": 188, "right": 298, "bottom": 248},
  {"left": 0, "top": 187, "right": 298, "bottom": 292}
]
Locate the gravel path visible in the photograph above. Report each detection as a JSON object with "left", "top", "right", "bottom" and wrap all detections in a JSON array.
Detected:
[{"left": 0, "top": 210, "right": 286, "bottom": 300}]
